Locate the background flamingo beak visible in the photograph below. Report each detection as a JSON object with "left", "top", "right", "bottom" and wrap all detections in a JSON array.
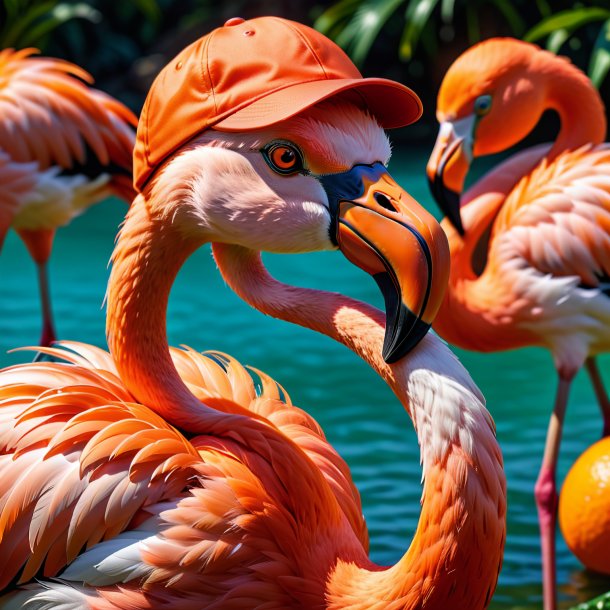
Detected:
[
  {"left": 321, "top": 163, "right": 450, "bottom": 363},
  {"left": 426, "top": 120, "right": 473, "bottom": 235}
]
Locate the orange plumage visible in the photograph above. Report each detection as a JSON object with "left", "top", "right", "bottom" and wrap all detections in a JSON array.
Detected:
[
  {"left": 427, "top": 37, "right": 610, "bottom": 610},
  {"left": 0, "top": 96, "right": 505, "bottom": 607},
  {"left": 0, "top": 48, "right": 136, "bottom": 346}
]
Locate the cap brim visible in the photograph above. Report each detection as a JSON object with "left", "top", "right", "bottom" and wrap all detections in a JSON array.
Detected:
[{"left": 213, "top": 77, "right": 422, "bottom": 132}]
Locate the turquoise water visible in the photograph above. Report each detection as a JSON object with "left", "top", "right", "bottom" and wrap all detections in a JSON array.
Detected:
[{"left": 1, "top": 148, "right": 609, "bottom": 609}]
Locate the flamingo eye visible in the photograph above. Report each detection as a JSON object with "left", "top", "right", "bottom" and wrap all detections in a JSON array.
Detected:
[
  {"left": 262, "top": 142, "right": 305, "bottom": 175},
  {"left": 474, "top": 94, "right": 492, "bottom": 116}
]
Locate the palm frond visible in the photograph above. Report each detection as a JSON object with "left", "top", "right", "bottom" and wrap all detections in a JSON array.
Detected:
[
  {"left": 589, "top": 18, "right": 610, "bottom": 88},
  {"left": 399, "top": 0, "right": 440, "bottom": 60},
  {"left": 0, "top": 0, "right": 100, "bottom": 49},
  {"left": 316, "top": 0, "right": 405, "bottom": 66},
  {"left": 524, "top": 7, "right": 610, "bottom": 45},
  {"left": 569, "top": 591, "right": 610, "bottom": 610}
]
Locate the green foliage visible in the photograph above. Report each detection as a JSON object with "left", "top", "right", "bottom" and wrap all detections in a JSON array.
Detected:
[
  {"left": 589, "top": 18, "right": 610, "bottom": 88},
  {"left": 315, "top": 0, "right": 535, "bottom": 65},
  {"left": 0, "top": 0, "right": 101, "bottom": 48},
  {"left": 315, "top": 0, "right": 610, "bottom": 87},
  {"left": 524, "top": 6, "right": 610, "bottom": 46},
  {"left": 524, "top": 5, "right": 610, "bottom": 87},
  {"left": 569, "top": 591, "right": 610, "bottom": 610}
]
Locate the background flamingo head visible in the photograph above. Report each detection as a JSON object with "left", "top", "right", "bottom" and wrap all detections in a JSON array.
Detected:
[
  {"left": 141, "top": 99, "right": 449, "bottom": 362},
  {"left": 426, "top": 38, "right": 547, "bottom": 232}
]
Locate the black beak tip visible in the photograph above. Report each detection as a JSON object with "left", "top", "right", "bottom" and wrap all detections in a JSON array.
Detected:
[
  {"left": 428, "top": 174, "right": 465, "bottom": 236},
  {"left": 382, "top": 313, "right": 431, "bottom": 364}
]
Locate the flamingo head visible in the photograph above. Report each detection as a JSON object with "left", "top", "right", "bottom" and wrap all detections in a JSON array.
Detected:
[
  {"left": 426, "top": 38, "right": 547, "bottom": 233},
  {"left": 149, "top": 99, "right": 449, "bottom": 363}
]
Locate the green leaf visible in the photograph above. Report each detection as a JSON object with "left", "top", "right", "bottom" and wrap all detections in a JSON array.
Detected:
[
  {"left": 524, "top": 7, "right": 610, "bottom": 43},
  {"left": 440, "top": 0, "right": 455, "bottom": 24},
  {"left": 568, "top": 590, "right": 610, "bottom": 610},
  {"left": 17, "top": 3, "right": 101, "bottom": 49},
  {"left": 589, "top": 18, "right": 610, "bottom": 88},
  {"left": 535, "top": 0, "right": 552, "bottom": 18},
  {"left": 399, "top": 0, "right": 440, "bottom": 61},
  {"left": 466, "top": 1, "right": 480, "bottom": 45},
  {"left": 546, "top": 28, "right": 570, "bottom": 53},
  {"left": 1, "top": 0, "right": 58, "bottom": 47},
  {"left": 3, "top": 0, "right": 25, "bottom": 21},
  {"left": 314, "top": 0, "right": 363, "bottom": 36},
  {"left": 319, "top": 0, "right": 404, "bottom": 66}
]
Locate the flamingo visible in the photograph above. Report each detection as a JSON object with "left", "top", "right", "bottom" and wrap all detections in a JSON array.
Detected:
[
  {"left": 425, "top": 37, "right": 610, "bottom": 610},
  {"left": 0, "top": 48, "right": 136, "bottom": 347},
  {"left": 0, "top": 95, "right": 506, "bottom": 608}
]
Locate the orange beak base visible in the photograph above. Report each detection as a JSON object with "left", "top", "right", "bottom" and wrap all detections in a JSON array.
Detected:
[{"left": 320, "top": 163, "right": 449, "bottom": 363}]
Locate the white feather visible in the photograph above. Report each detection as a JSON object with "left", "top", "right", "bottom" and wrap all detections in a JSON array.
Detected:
[
  {"left": 61, "top": 530, "right": 156, "bottom": 586},
  {"left": 0, "top": 583, "right": 89, "bottom": 610}
]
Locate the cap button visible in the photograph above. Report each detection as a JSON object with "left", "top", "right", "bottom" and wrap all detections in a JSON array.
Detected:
[{"left": 224, "top": 17, "right": 245, "bottom": 27}]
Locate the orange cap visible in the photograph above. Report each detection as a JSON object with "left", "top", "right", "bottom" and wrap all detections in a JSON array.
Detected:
[{"left": 134, "top": 16, "right": 423, "bottom": 191}]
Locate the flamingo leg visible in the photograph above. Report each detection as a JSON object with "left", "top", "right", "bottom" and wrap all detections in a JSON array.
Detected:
[
  {"left": 535, "top": 375, "right": 572, "bottom": 610},
  {"left": 36, "top": 261, "right": 56, "bottom": 347},
  {"left": 585, "top": 357, "right": 610, "bottom": 436},
  {"left": 16, "top": 228, "right": 56, "bottom": 347}
]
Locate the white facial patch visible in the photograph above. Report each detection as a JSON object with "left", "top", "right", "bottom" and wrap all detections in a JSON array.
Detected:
[{"left": 281, "top": 100, "right": 392, "bottom": 172}]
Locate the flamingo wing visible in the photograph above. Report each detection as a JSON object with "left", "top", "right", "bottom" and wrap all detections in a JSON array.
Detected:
[
  {"left": 0, "top": 343, "right": 364, "bottom": 607},
  {"left": 0, "top": 151, "right": 39, "bottom": 234},
  {"left": 0, "top": 356, "right": 200, "bottom": 589},
  {"left": 0, "top": 48, "right": 136, "bottom": 181},
  {"left": 490, "top": 145, "right": 610, "bottom": 290},
  {"left": 170, "top": 347, "right": 368, "bottom": 548}
]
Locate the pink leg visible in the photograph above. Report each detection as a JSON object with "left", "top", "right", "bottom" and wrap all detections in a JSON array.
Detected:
[
  {"left": 585, "top": 357, "right": 610, "bottom": 437},
  {"left": 36, "top": 261, "right": 56, "bottom": 347},
  {"left": 17, "top": 229, "right": 56, "bottom": 347},
  {"left": 534, "top": 375, "right": 572, "bottom": 610}
]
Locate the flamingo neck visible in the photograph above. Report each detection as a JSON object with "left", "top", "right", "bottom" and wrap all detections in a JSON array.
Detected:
[
  {"left": 213, "top": 243, "right": 506, "bottom": 609},
  {"left": 434, "top": 146, "right": 551, "bottom": 352},
  {"left": 105, "top": 192, "right": 351, "bottom": 570},
  {"left": 106, "top": 194, "right": 208, "bottom": 431},
  {"left": 541, "top": 53, "right": 606, "bottom": 159}
]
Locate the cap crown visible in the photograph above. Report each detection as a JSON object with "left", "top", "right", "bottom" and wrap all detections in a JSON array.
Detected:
[{"left": 134, "top": 17, "right": 362, "bottom": 191}]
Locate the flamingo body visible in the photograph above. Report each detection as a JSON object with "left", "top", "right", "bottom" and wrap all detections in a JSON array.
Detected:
[
  {"left": 0, "top": 342, "right": 367, "bottom": 608},
  {"left": 435, "top": 144, "right": 610, "bottom": 374},
  {"left": 427, "top": 38, "right": 610, "bottom": 610},
  {"left": 0, "top": 48, "right": 136, "bottom": 345}
]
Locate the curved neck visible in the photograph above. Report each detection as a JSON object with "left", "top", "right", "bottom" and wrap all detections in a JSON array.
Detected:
[
  {"left": 211, "top": 242, "right": 400, "bottom": 397},
  {"left": 542, "top": 53, "right": 606, "bottom": 158},
  {"left": 106, "top": 193, "right": 350, "bottom": 552},
  {"left": 213, "top": 243, "right": 506, "bottom": 608},
  {"left": 105, "top": 194, "right": 286, "bottom": 433},
  {"left": 106, "top": 194, "right": 207, "bottom": 430},
  {"left": 435, "top": 146, "right": 550, "bottom": 351}
]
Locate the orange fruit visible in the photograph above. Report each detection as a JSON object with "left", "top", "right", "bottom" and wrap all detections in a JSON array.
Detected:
[{"left": 559, "top": 437, "right": 610, "bottom": 574}]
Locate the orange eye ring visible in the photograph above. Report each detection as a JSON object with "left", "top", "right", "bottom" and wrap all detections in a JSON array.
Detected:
[{"left": 261, "top": 141, "right": 305, "bottom": 175}]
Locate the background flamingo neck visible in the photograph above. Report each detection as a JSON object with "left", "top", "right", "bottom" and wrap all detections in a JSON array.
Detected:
[
  {"left": 435, "top": 146, "right": 553, "bottom": 352},
  {"left": 106, "top": 194, "right": 206, "bottom": 430},
  {"left": 213, "top": 243, "right": 506, "bottom": 607},
  {"left": 543, "top": 54, "right": 606, "bottom": 158}
]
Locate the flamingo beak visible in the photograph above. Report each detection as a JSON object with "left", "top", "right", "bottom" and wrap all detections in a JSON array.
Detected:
[
  {"left": 426, "top": 118, "right": 475, "bottom": 235},
  {"left": 320, "top": 163, "right": 450, "bottom": 363}
]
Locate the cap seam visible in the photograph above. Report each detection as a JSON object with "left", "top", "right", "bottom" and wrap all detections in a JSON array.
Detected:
[
  {"left": 279, "top": 18, "right": 329, "bottom": 79},
  {"left": 144, "top": 97, "right": 151, "bottom": 165},
  {"left": 203, "top": 29, "right": 218, "bottom": 115}
]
